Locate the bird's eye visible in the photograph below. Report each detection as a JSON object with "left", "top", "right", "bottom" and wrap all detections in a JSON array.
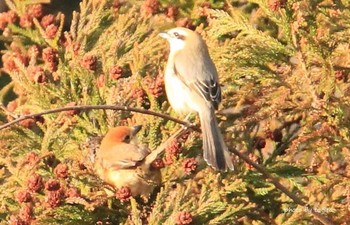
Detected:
[
  {"left": 173, "top": 32, "right": 179, "bottom": 37},
  {"left": 123, "top": 135, "right": 131, "bottom": 143}
]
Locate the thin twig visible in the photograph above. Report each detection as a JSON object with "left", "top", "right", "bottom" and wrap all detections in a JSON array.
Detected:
[
  {"left": 229, "top": 147, "right": 335, "bottom": 225},
  {"left": 145, "top": 127, "right": 190, "bottom": 164},
  {"left": 0, "top": 105, "right": 200, "bottom": 131}
]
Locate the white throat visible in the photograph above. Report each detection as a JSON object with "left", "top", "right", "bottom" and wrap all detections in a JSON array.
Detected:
[{"left": 168, "top": 39, "right": 186, "bottom": 53}]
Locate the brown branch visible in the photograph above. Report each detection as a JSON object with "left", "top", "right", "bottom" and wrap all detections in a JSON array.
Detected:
[
  {"left": 229, "top": 148, "right": 335, "bottom": 225},
  {"left": 0, "top": 104, "right": 200, "bottom": 131}
]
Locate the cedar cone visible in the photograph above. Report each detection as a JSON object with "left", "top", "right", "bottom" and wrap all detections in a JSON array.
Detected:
[
  {"left": 2, "top": 52, "right": 28, "bottom": 72},
  {"left": 109, "top": 65, "right": 123, "bottom": 80},
  {"left": 163, "top": 139, "right": 182, "bottom": 165},
  {"left": 46, "top": 190, "right": 63, "bottom": 208},
  {"left": 0, "top": 13, "right": 8, "bottom": 30},
  {"left": 81, "top": 54, "right": 97, "bottom": 71},
  {"left": 19, "top": 204, "right": 34, "bottom": 223},
  {"left": 54, "top": 163, "right": 69, "bottom": 178},
  {"left": 25, "top": 152, "right": 39, "bottom": 165},
  {"left": 41, "top": 14, "right": 55, "bottom": 28},
  {"left": 45, "top": 179, "right": 61, "bottom": 191},
  {"left": 27, "top": 173, "right": 43, "bottom": 192},
  {"left": 27, "top": 4, "right": 43, "bottom": 18},
  {"left": 166, "top": 6, "right": 178, "bottom": 20},
  {"left": 175, "top": 211, "right": 193, "bottom": 225},
  {"left": 42, "top": 47, "right": 58, "bottom": 64},
  {"left": 175, "top": 17, "right": 193, "bottom": 29},
  {"left": 42, "top": 47, "right": 58, "bottom": 72},
  {"left": 116, "top": 186, "right": 131, "bottom": 202},
  {"left": 45, "top": 24, "right": 58, "bottom": 39},
  {"left": 0, "top": 11, "right": 17, "bottom": 29},
  {"left": 253, "top": 136, "right": 266, "bottom": 149},
  {"left": 141, "top": 0, "right": 160, "bottom": 17},
  {"left": 144, "top": 74, "right": 164, "bottom": 98},
  {"left": 182, "top": 158, "right": 197, "bottom": 175},
  {"left": 112, "top": 0, "right": 122, "bottom": 11},
  {"left": 132, "top": 87, "right": 145, "bottom": 100},
  {"left": 166, "top": 139, "right": 182, "bottom": 156},
  {"left": 268, "top": 0, "right": 287, "bottom": 11},
  {"left": 19, "top": 14, "right": 33, "bottom": 28},
  {"left": 151, "top": 158, "right": 165, "bottom": 169},
  {"left": 16, "top": 190, "right": 32, "bottom": 203},
  {"left": 271, "top": 129, "right": 283, "bottom": 142},
  {"left": 335, "top": 70, "right": 344, "bottom": 81},
  {"left": 44, "top": 154, "right": 59, "bottom": 167},
  {"left": 6, "top": 11, "right": 18, "bottom": 24}
]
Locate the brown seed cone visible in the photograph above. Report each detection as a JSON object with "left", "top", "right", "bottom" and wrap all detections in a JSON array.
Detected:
[
  {"left": 27, "top": 173, "right": 43, "bottom": 192},
  {"left": 45, "top": 179, "right": 61, "bottom": 191},
  {"left": 182, "top": 158, "right": 197, "bottom": 175},
  {"left": 115, "top": 186, "right": 131, "bottom": 202},
  {"left": 54, "top": 163, "right": 69, "bottom": 178},
  {"left": 175, "top": 211, "right": 193, "bottom": 225}
]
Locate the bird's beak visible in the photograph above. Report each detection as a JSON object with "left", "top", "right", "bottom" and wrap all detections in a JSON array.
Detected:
[
  {"left": 158, "top": 31, "right": 169, "bottom": 39},
  {"left": 131, "top": 125, "right": 142, "bottom": 136}
]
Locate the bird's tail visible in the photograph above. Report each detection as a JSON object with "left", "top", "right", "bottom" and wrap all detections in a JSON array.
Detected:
[{"left": 200, "top": 109, "right": 234, "bottom": 171}]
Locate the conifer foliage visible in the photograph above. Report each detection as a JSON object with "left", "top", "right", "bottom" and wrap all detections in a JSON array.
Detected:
[{"left": 0, "top": 0, "right": 349, "bottom": 224}]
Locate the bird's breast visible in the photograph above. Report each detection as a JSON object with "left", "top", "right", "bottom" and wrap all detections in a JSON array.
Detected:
[
  {"left": 106, "top": 168, "right": 160, "bottom": 196},
  {"left": 164, "top": 67, "right": 194, "bottom": 113}
]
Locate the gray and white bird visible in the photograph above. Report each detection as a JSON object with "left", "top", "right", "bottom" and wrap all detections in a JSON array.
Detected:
[{"left": 159, "top": 27, "right": 234, "bottom": 171}]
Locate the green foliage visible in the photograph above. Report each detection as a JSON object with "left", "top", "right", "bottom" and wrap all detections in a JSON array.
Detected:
[{"left": 0, "top": 0, "right": 349, "bottom": 224}]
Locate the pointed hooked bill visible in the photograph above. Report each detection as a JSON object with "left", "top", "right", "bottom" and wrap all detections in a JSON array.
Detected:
[
  {"left": 158, "top": 31, "right": 170, "bottom": 39},
  {"left": 131, "top": 125, "right": 142, "bottom": 136}
]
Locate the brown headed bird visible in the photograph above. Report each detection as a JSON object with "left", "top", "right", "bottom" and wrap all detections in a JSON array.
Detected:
[{"left": 94, "top": 125, "right": 161, "bottom": 197}]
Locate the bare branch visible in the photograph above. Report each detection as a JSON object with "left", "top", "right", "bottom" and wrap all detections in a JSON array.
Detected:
[{"left": 0, "top": 104, "right": 200, "bottom": 131}]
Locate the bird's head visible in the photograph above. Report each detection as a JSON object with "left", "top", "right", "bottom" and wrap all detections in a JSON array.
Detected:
[
  {"left": 159, "top": 27, "right": 203, "bottom": 53},
  {"left": 101, "top": 125, "right": 142, "bottom": 146}
]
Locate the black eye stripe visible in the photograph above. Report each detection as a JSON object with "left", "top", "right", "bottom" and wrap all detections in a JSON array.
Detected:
[{"left": 173, "top": 32, "right": 185, "bottom": 40}]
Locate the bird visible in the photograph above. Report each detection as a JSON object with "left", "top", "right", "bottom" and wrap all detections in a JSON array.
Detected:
[
  {"left": 94, "top": 125, "right": 162, "bottom": 197},
  {"left": 159, "top": 27, "right": 234, "bottom": 171}
]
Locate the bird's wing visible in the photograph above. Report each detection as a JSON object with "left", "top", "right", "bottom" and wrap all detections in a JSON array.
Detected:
[
  {"left": 99, "top": 144, "right": 149, "bottom": 170},
  {"left": 174, "top": 49, "right": 221, "bottom": 109}
]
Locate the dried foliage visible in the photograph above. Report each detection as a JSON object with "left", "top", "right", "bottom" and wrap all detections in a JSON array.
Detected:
[{"left": 0, "top": 0, "right": 349, "bottom": 224}]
